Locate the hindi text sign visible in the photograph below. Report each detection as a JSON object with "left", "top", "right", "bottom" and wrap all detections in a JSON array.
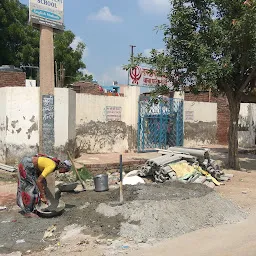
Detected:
[
  {"left": 129, "top": 66, "right": 172, "bottom": 87},
  {"left": 106, "top": 107, "right": 122, "bottom": 121},
  {"left": 185, "top": 111, "right": 194, "bottom": 121},
  {"left": 42, "top": 95, "right": 55, "bottom": 155}
]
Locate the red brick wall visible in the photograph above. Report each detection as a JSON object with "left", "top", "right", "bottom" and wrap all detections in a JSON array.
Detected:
[
  {"left": 0, "top": 71, "right": 26, "bottom": 88},
  {"left": 184, "top": 92, "right": 230, "bottom": 145}
]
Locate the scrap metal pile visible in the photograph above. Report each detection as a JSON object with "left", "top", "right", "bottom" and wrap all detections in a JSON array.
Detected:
[{"left": 138, "top": 147, "right": 232, "bottom": 188}]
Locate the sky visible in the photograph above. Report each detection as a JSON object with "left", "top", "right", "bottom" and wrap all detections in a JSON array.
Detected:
[{"left": 19, "top": 0, "right": 171, "bottom": 86}]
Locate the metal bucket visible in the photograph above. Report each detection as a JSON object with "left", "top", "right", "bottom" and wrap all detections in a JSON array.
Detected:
[{"left": 94, "top": 174, "right": 109, "bottom": 192}]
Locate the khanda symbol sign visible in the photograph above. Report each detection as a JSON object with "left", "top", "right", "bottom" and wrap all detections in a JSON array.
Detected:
[{"left": 130, "top": 66, "right": 142, "bottom": 85}]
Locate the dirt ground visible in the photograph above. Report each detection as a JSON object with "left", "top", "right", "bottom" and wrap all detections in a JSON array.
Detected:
[
  {"left": 1, "top": 148, "right": 256, "bottom": 256},
  {"left": 0, "top": 182, "right": 215, "bottom": 254}
]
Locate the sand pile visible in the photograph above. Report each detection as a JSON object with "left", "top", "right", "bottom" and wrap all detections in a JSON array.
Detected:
[{"left": 96, "top": 183, "right": 247, "bottom": 241}]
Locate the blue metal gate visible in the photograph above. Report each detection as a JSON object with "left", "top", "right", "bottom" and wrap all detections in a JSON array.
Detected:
[{"left": 137, "top": 96, "right": 184, "bottom": 152}]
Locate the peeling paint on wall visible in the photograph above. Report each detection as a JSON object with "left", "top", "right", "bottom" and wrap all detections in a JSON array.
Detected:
[
  {"left": 26, "top": 122, "right": 38, "bottom": 140},
  {"left": 29, "top": 116, "right": 35, "bottom": 122},
  {"left": 76, "top": 121, "right": 136, "bottom": 153},
  {"left": 5, "top": 144, "right": 38, "bottom": 165},
  {"left": 16, "top": 128, "right": 22, "bottom": 134},
  {"left": 6, "top": 116, "right": 8, "bottom": 131},
  {"left": 0, "top": 140, "right": 6, "bottom": 163},
  {"left": 0, "top": 122, "right": 5, "bottom": 132},
  {"left": 238, "top": 103, "right": 256, "bottom": 147},
  {"left": 0, "top": 87, "right": 76, "bottom": 164},
  {"left": 184, "top": 121, "right": 217, "bottom": 146},
  {"left": 54, "top": 139, "right": 77, "bottom": 160},
  {"left": 11, "top": 120, "right": 18, "bottom": 129}
]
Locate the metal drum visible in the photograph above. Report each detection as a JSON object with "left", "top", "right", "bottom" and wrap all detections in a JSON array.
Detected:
[{"left": 94, "top": 174, "right": 109, "bottom": 192}]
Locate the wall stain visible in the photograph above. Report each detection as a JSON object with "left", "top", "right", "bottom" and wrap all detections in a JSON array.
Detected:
[
  {"left": 185, "top": 121, "right": 217, "bottom": 144},
  {"left": 76, "top": 121, "right": 136, "bottom": 153},
  {"left": 11, "top": 120, "right": 18, "bottom": 129},
  {"left": 0, "top": 123, "right": 5, "bottom": 132},
  {"left": 6, "top": 116, "right": 8, "bottom": 131},
  {"left": 23, "top": 116, "right": 26, "bottom": 120},
  {"left": 26, "top": 122, "right": 38, "bottom": 140},
  {"left": 29, "top": 116, "right": 35, "bottom": 122},
  {"left": 16, "top": 128, "right": 22, "bottom": 134},
  {"left": 238, "top": 115, "right": 250, "bottom": 131},
  {"left": 5, "top": 143, "right": 38, "bottom": 165}
]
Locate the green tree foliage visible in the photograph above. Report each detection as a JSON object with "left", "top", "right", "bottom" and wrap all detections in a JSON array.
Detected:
[
  {"left": 54, "top": 31, "right": 86, "bottom": 85},
  {"left": 0, "top": 0, "right": 38, "bottom": 66},
  {"left": 0, "top": 0, "right": 89, "bottom": 85},
  {"left": 74, "top": 71, "right": 93, "bottom": 82},
  {"left": 126, "top": 0, "right": 256, "bottom": 169}
]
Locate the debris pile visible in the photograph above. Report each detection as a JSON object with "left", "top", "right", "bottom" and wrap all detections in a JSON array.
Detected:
[
  {"left": 0, "top": 163, "right": 16, "bottom": 172},
  {"left": 138, "top": 147, "right": 231, "bottom": 188}
]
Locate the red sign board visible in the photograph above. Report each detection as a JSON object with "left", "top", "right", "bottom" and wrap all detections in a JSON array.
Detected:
[{"left": 129, "top": 66, "right": 171, "bottom": 87}]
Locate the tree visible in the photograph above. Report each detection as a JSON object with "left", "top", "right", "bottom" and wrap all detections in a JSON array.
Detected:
[
  {"left": 126, "top": 0, "right": 256, "bottom": 169},
  {"left": 0, "top": 0, "right": 87, "bottom": 85},
  {"left": 73, "top": 71, "right": 94, "bottom": 82},
  {"left": 0, "top": 0, "right": 39, "bottom": 66},
  {"left": 54, "top": 31, "right": 86, "bottom": 85}
]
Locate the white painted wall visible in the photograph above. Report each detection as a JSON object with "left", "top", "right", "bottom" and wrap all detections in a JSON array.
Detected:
[
  {"left": 184, "top": 101, "right": 217, "bottom": 123},
  {"left": 5, "top": 87, "right": 39, "bottom": 145},
  {"left": 54, "top": 88, "right": 76, "bottom": 160},
  {"left": 0, "top": 87, "right": 76, "bottom": 164},
  {"left": 0, "top": 88, "right": 7, "bottom": 162},
  {"left": 238, "top": 103, "right": 256, "bottom": 148},
  {"left": 55, "top": 88, "right": 76, "bottom": 147},
  {"left": 5, "top": 87, "right": 39, "bottom": 163},
  {"left": 184, "top": 101, "right": 217, "bottom": 146},
  {"left": 184, "top": 101, "right": 256, "bottom": 148},
  {"left": 76, "top": 86, "right": 140, "bottom": 153},
  {"left": 76, "top": 94, "right": 126, "bottom": 124},
  {"left": 26, "top": 79, "right": 36, "bottom": 87},
  {"left": 68, "top": 89, "right": 76, "bottom": 140},
  {"left": 123, "top": 86, "right": 140, "bottom": 127}
]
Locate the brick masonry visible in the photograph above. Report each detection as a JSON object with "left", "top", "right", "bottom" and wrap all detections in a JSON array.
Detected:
[
  {"left": 0, "top": 71, "right": 26, "bottom": 88},
  {"left": 73, "top": 82, "right": 105, "bottom": 95},
  {"left": 184, "top": 92, "right": 229, "bottom": 145}
]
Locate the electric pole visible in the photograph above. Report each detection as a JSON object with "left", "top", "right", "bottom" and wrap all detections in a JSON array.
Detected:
[{"left": 130, "top": 45, "right": 136, "bottom": 66}]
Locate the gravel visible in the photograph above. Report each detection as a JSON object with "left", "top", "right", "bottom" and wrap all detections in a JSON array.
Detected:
[
  {"left": 96, "top": 184, "right": 247, "bottom": 242},
  {"left": 0, "top": 182, "right": 247, "bottom": 254}
]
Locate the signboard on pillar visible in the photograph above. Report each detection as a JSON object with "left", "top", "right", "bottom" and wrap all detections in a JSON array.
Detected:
[
  {"left": 42, "top": 95, "right": 55, "bottom": 155},
  {"left": 29, "top": 0, "right": 64, "bottom": 31},
  {"left": 129, "top": 66, "right": 172, "bottom": 88}
]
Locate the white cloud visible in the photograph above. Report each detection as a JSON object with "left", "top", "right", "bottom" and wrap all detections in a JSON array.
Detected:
[
  {"left": 99, "top": 66, "right": 128, "bottom": 85},
  {"left": 88, "top": 7, "right": 123, "bottom": 23},
  {"left": 138, "top": 0, "right": 170, "bottom": 14},
  {"left": 81, "top": 69, "right": 94, "bottom": 77},
  {"left": 70, "top": 36, "right": 89, "bottom": 60},
  {"left": 144, "top": 48, "right": 164, "bottom": 57},
  {"left": 70, "top": 36, "right": 82, "bottom": 50}
]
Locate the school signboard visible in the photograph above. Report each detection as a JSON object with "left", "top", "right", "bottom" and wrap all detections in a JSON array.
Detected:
[{"left": 29, "top": 0, "right": 64, "bottom": 31}]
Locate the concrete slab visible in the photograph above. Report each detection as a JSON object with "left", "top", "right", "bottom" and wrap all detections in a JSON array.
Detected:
[{"left": 74, "top": 152, "right": 159, "bottom": 172}]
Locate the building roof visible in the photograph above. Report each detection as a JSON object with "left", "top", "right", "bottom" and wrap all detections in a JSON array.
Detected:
[{"left": 72, "top": 81, "right": 104, "bottom": 95}]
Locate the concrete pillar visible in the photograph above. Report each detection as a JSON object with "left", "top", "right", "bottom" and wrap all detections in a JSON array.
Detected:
[
  {"left": 39, "top": 26, "right": 55, "bottom": 197},
  {"left": 123, "top": 86, "right": 140, "bottom": 150}
]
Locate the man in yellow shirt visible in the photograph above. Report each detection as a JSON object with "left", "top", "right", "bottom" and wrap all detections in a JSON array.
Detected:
[{"left": 17, "top": 154, "right": 72, "bottom": 217}]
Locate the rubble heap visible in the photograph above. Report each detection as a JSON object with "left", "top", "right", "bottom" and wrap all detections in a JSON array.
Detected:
[{"left": 138, "top": 147, "right": 231, "bottom": 188}]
